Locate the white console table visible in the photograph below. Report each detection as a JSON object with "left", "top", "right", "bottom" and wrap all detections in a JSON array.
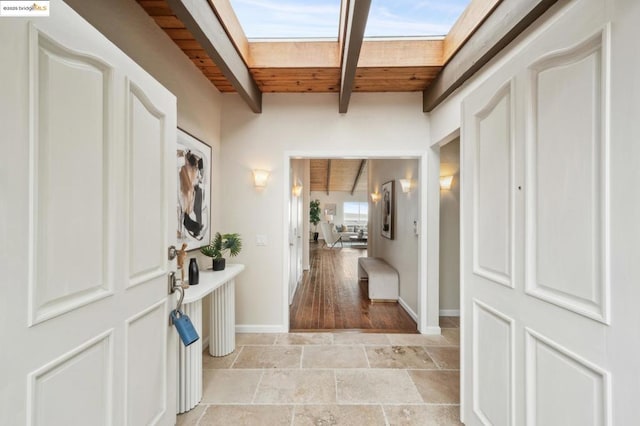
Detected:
[{"left": 176, "top": 263, "right": 245, "bottom": 414}]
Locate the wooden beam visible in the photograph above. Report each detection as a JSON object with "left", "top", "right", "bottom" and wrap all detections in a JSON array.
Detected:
[
  {"left": 423, "top": 0, "right": 559, "bottom": 112},
  {"left": 443, "top": 0, "right": 502, "bottom": 64},
  {"left": 208, "top": 0, "right": 250, "bottom": 62},
  {"left": 326, "top": 160, "right": 332, "bottom": 195},
  {"left": 350, "top": 160, "right": 366, "bottom": 195},
  {"left": 339, "top": 0, "right": 372, "bottom": 114},
  {"left": 338, "top": 0, "right": 349, "bottom": 57},
  {"left": 166, "top": 0, "right": 262, "bottom": 112}
]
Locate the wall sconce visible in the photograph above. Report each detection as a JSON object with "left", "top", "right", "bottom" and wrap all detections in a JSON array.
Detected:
[
  {"left": 292, "top": 183, "right": 303, "bottom": 197},
  {"left": 370, "top": 192, "right": 381, "bottom": 203},
  {"left": 399, "top": 179, "right": 411, "bottom": 193},
  {"left": 253, "top": 169, "right": 270, "bottom": 188},
  {"left": 440, "top": 175, "right": 453, "bottom": 190}
]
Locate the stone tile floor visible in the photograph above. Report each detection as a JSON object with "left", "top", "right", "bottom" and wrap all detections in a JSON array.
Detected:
[{"left": 178, "top": 317, "right": 461, "bottom": 425}]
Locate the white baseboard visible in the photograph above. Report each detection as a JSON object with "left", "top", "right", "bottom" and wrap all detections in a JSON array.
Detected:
[
  {"left": 421, "top": 326, "right": 442, "bottom": 335},
  {"left": 398, "top": 297, "right": 417, "bottom": 322},
  {"left": 439, "top": 309, "right": 460, "bottom": 317},
  {"left": 235, "top": 324, "right": 288, "bottom": 333}
]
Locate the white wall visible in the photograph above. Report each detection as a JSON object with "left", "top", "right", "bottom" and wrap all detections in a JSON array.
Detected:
[
  {"left": 220, "top": 92, "right": 430, "bottom": 330},
  {"left": 309, "top": 191, "right": 368, "bottom": 233},
  {"left": 66, "top": 0, "right": 224, "bottom": 341},
  {"left": 439, "top": 139, "right": 460, "bottom": 314},
  {"left": 368, "top": 159, "right": 420, "bottom": 318}
]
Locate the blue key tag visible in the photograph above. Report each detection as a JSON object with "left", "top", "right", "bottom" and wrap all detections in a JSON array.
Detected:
[{"left": 170, "top": 309, "right": 199, "bottom": 347}]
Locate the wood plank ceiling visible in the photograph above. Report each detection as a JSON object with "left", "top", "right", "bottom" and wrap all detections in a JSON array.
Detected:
[
  {"left": 310, "top": 159, "right": 368, "bottom": 194},
  {"left": 136, "top": 0, "right": 494, "bottom": 108},
  {"left": 139, "top": 1, "right": 235, "bottom": 91}
]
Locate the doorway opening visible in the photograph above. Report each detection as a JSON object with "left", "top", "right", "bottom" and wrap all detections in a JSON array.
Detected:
[
  {"left": 438, "top": 137, "right": 461, "bottom": 325},
  {"left": 285, "top": 155, "right": 426, "bottom": 333}
]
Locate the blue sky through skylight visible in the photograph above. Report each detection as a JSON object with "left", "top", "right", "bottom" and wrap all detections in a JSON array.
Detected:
[
  {"left": 230, "top": 0, "right": 342, "bottom": 39},
  {"left": 366, "top": 0, "right": 470, "bottom": 37},
  {"left": 230, "top": 0, "right": 470, "bottom": 40}
]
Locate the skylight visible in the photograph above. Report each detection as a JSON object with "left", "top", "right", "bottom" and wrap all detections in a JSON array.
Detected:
[
  {"left": 229, "top": 0, "right": 471, "bottom": 41},
  {"left": 229, "top": 0, "right": 342, "bottom": 40},
  {"left": 365, "top": 0, "right": 471, "bottom": 38}
]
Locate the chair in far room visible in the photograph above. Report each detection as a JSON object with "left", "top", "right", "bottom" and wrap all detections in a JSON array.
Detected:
[{"left": 320, "top": 222, "right": 343, "bottom": 249}]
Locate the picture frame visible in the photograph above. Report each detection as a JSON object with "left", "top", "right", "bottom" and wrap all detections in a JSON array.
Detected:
[
  {"left": 381, "top": 180, "right": 394, "bottom": 239},
  {"left": 176, "top": 128, "right": 211, "bottom": 250},
  {"left": 324, "top": 203, "right": 336, "bottom": 216}
]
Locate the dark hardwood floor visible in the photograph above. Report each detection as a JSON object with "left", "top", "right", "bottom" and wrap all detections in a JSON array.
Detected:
[{"left": 289, "top": 243, "right": 418, "bottom": 333}]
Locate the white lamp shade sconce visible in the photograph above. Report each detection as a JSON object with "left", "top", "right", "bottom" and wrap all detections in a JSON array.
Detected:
[
  {"left": 370, "top": 192, "right": 381, "bottom": 203},
  {"left": 399, "top": 178, "right": 411, "bottom": 193},
  {"left": 440, "top": 175, "right": 453, "bottom": 190},
  {"left": 253, "top": 169, "right": 270, "bottom": 188}
]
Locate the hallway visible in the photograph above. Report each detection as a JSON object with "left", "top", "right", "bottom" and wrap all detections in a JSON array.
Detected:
[
  {"left": 178, "top": 319, "right": 461, "bottom": 425},
  {"left": 289, "top": 245, "right": 417, "bottom": 332}
]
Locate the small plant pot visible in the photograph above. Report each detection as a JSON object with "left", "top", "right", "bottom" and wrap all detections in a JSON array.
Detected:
[
  {"left": 212, "top": 258, "right": 226, "bottom": 271},
  {"left": 313, "top": 232, "right": 319, "bottom": 242}
]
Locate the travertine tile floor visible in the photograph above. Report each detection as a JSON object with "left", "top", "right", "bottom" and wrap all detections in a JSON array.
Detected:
[{"left": 178, "top": 317, "right": 461, "bottom": 426}]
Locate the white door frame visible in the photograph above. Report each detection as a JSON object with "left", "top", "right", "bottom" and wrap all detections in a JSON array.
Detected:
[
  {"left": 425, "top": 128, "right": 462, "bottom": 313},
  {"left": 426, "top": 128, "right": 463, "bottom": 416},
  {"left": 282, "top": 150, "right": 438, "bottom": 334}
]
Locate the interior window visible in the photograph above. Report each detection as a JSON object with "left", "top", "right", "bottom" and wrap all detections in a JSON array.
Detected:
[{"left": 343, "top": 201, "right": 368, "bottom": 226}]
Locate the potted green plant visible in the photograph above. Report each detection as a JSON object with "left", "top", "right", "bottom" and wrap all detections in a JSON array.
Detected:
[
  {"left": 200, "top": 232, "right": 242, "bottom": 271},
  {"left": 309, "top": 199, "right": 321, "bottom": 242}
]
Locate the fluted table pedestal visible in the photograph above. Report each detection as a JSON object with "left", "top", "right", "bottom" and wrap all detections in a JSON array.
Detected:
[
  {"left": 176, "top": 264, "right": 245, "bottom": 414},
  {"left": 209, "top": 279, "right": 236, "bottom": 356}
]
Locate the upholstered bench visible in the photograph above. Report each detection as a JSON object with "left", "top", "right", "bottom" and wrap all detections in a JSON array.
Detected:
[{"left": 357, "top": 257, "right": 399, "bottom": 302}]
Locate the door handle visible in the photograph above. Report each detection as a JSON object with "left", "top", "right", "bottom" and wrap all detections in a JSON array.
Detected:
[{"left": 168, "top": 272, "right": 185, "bottom": 313}]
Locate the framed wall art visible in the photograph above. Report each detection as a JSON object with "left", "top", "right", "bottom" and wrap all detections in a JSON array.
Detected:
[
  {"left": 324, "top": 203, "right": 336, "bottom": 216},
  {"left": 381, "top": 180, "right": 394, "bottom": 239},
  {"left": 176, "top": 128, "right": 211, "bottom": 249}
]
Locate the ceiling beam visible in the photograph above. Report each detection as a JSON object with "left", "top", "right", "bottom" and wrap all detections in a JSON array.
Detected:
[
  {"left": 338, "top": 0, "right": 349, "bottom": 56},
  {"left": 423, "top": 0, "right": 559, "bottom": 112},
  {"left": 166, "top": 0, "right": 262, "bottom": 112},
  {"left": 350, "top": 160, "right": 367, "bottom": 195},
  {"left": 443, "top": 0, "right": 502, "bottom": 64},
  {"left": 339, "top": 0, "right": 372, "bottom": 114},
  {"left": 326, "top": 160, "right": 332, "bottom": 195},
  {"left": 208, "top": 0, "right": 250, "bottom": 62}
]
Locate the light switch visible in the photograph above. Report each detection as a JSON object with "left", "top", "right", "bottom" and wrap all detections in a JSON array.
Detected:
[{"left": 256, "top": 234, "right": 267, "bottom": 246}]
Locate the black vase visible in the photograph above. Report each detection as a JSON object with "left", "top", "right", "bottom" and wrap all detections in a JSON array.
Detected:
[
  {"left": 188, "top": 258, "right": 199, "bottom": 285},
  {"left": 212, "top": 258, "right": 226, "bottom": 271}
]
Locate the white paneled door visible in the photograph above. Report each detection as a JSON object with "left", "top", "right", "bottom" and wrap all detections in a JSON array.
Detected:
[
  {"left": 461, "top": 0, "right": 639, "bottom": 424},
  {"left": 0, "top": 1, "right": 177, "bottom": 425}
]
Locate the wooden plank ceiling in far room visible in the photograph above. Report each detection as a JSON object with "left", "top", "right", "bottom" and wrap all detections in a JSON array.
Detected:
[
  {"left": 137, "top": 0, "right": 559, "bottom": 113},
  {"left": 310, "top": 159, "right": 367, "bottom": 194}
]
